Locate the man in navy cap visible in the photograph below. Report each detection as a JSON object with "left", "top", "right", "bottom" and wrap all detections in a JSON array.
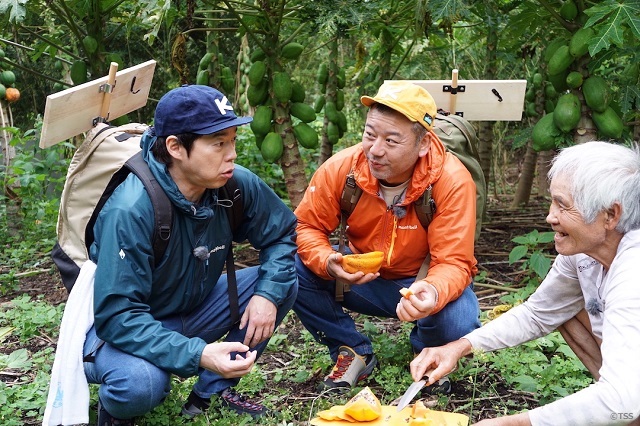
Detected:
[{"left": 83, "top": 85, "right": 298, "bottom": 424}]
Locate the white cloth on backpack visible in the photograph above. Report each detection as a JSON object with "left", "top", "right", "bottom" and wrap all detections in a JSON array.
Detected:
[{"left": 43, "top": 260, "right": 95, "bottom": 426}]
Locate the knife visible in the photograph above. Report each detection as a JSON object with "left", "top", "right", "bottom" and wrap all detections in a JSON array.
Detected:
[{"left": 396, "top": 378, "right": 426, "bottom": 411}]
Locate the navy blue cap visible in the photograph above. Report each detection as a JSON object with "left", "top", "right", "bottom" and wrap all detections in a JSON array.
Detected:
[{"left": 154, "top": 85, "right": 252, "bottom": 137}]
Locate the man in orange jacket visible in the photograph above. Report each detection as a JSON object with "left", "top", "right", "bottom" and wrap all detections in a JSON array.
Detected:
[{"left": 293, "top": 81, "right": 481, "bottom": 392}]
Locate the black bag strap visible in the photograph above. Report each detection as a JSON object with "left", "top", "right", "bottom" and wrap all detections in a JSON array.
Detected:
[
  {"left": 218, "top": 177, "right": 243, "bottom": 325},
  {"left": 124, "top": 151, "right": 173, "bottom": 266}
]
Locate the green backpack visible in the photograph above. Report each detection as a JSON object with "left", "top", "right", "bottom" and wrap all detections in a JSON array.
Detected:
[{"left": 340, "top": 112, "right": 487, "bottom": 242}]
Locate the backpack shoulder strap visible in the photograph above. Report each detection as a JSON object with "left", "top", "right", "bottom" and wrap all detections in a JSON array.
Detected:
[
  {"left": 124, "top": 151, "right": 173, "bottom": 266},
  {"left": 217, "top": 177, "right": 243, "bottom": 325},
  {"left": 413, "top": 185, "right": 436, "bottom": 229},
  {"left": 339, "top": 172, "right": 362, "bottom": 218}
]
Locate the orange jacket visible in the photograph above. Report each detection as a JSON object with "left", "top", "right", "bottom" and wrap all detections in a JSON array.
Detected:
[{"left": 294, "top": 135, "right": 478, "bottom": 313}]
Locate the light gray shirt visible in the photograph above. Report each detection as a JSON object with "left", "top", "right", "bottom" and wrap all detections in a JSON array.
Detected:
[{"left": 465, "top": 229, "right": 640, "bottom": 425}]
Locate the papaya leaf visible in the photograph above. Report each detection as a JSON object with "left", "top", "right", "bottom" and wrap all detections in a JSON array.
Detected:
[
  {"left": 584, "top": 0, "right": 640, "bottom": 56},
  {"left": 620, "top": 85, "right": 640, "bottom": 114},
  {"left": 0, "top": 0, "right": 28, "bottom": 23}
]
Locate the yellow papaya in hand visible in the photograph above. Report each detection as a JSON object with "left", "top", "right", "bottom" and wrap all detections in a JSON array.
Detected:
[{"left": 341, "top": 251, "right": 384, "bottom": 274}]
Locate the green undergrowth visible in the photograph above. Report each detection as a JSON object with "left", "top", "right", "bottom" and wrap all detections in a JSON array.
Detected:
[{"left": 0, "top": 294, "right": 593, "bottom": 425}]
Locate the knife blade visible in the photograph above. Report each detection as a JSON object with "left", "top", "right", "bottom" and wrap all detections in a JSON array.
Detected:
[{"left": 396, "top": 379, "right": 426, "bottom": 411}]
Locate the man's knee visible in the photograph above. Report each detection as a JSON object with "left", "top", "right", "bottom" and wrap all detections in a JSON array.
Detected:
[{"left": 100, "top": 361, "right": 171, "bottom": 417}]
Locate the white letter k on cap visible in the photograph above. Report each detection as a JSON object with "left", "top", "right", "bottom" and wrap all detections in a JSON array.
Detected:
[{"left": 215, "top": 96, "right": 234, "bottom": 115}]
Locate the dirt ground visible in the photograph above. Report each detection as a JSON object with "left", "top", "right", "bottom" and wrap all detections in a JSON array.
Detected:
[{"left": 1, "top": 195, "right": 556, "bottom": 423}]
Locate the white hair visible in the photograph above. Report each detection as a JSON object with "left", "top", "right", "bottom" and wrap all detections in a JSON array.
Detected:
[{"left": 548, "top": 141, "right": 640, "bottom": 233}]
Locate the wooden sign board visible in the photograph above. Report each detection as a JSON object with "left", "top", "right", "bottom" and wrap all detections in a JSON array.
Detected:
[
  {"left": 39, "top": 60, "right": 156, "bottom": 148},
  {"left": 397, "top": 79, "right": 528, "bottom": 121}
]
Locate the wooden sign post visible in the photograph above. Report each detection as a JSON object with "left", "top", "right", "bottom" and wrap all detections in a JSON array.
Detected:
[
  {"left": 39, "top": 60, "right": 157, "bottom": 148},
  {"left": 398, "top": 69, "right": 527, "bottom": 121}
]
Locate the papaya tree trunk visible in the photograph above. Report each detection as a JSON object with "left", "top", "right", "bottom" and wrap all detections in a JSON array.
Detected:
[
  {"left": 274, "top": 104, "right": 307, "bottom": 208},
  {"left": 511, "top": 143, "right": 538, "bottom": 208},
  {"left": 536, "top": 150, "right": 554, "bottom": 198},
  {"left": 574, "top": 90, "right": 597, "bottom": 144}
]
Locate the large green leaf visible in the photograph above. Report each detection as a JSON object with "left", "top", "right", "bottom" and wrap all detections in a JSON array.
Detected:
[
  {"left": 0, "top": 0, "right": 28, "bottom": 23},
  {"left": 584, "top": 0, "right": 640, "bottom": 56}
]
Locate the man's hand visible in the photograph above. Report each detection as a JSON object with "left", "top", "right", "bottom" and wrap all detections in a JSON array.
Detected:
[
  {"left": 326, "top": 252, "right": 380, "bottom": 285},
  {"left": 396, "top": 280, "right": 437, "bottom": 321},
  {"left": 410, "top": 339, "right": 471, "bottom": 383},
  {"left": 240, "top": 295, "right": 277, "bottom": 348},
  {"left": 199, "top": 342, "right": 256, "bottom": 378}
]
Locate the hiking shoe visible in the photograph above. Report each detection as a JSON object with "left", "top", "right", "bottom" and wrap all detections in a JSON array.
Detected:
[
  {"left": 318, "top": 346, "right": 377, "bottom": 392},
  {"left": 181, "top": 390, "right": 211, "bottom": 418},
  {"left": 421, "top": 376, "right": 452, "bottom": 396},
  {"left": 219, "top": 388, "right": 268, "bottom": 418},
  {"left": 97, "top": 399, "right": 135, "bottom": 425}
]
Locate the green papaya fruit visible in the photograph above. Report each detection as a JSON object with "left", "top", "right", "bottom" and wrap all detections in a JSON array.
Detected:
[
  {"left": 222, "top": 66, "right": 233, "bottom": 79},
  {"left": 290, "top": 102, "right": 316, "bottom": 123},
  {"left": 544, "top": 38, "right": 568, "bottom": 63},
  {"left": 560, "top": 0, "right": 578, "bottom": 21},
  {"left": 582, "top": 76, "right": 610, "bottom": 113},
  {"left": 317, "top": 64, "right": 328, "bottom": 85},
  {"left": 553, "top": 93, "right": 581, "bottom": 133},
  {"left": 569, "top": 27, "right": 594, "bottom": 58},
  {"left": 314, "top": 96, "right": 326, "bottom": 113},
  {"left": 70, "top": 61, "right": 87, "bottom": 85},
  {"left": 251, "top": 105, "right": 273, "bottom": 136},
  {"left": 592, "top": 107, "right": 623, "bottom": 139},
  {"left": 533, "top": 73, "right": 543, "bottom": 89},
  {"left": 324, "top": 101, "right": 339, "bottom": 123},
  {"left": 261, "top": 132, "right": 284, "bottom": 163},
  {"left": 336, "top": 110, "right": 348, "bottom": 134},
  {"left": 337, "top": 68, "right": 346, "bottom": 89},
  {"left": 336, "top": 90, "right": 345, "bottom": 111},
  {"left": 196, "top": 69, "right": 209, "bottom": 85},
  {"left": 222, "top": 77, "right": 235, "bottom": 93},
  {"left": 247, "top": 61, "right": 266, "bottom": 86},
  {"left": 545, "top": 99, "right": 556, "bottom": 114},
  {"left": 247, "top": 80, "right": 268, "bottom": 106},
  {"left": 327, "top": 121, "right": 340, "bottom": 145},
  {"left": 293, "top": 123, "right": 319, "bottom": 149},
  {"left": 250, "top": 48, "right": 266, "bottom": 63},
  {"left": 525, "top": 87, "right": 536, "bottom": 102},
  {"left": 199, "top": 53, "right": 214, "bottom": 70},
  {"left": 82, "top": 35, "right": 98, "bottom": 54},
  {"left": 0, "top": 70, "right": 16, "bottom": 86},
  {"left": 272, "top": 71, "right": 293, "bottom": 103},
  {"left": 291, "top": 81, "right": 306, "bottom": 103},
  {"left": 544, "top": 83, "right": 557, "bottom": 99},
  {"left": 565, "top": 71, "right": 583, "bottom": 89},
  {"left": 547, "top": 45, "right": 574, "bottom": 76},
  {"left": 0, "top": 84, "right": 5, "bottom": 99},
  {"left": 525, "top": 102, "right": 538, "bottom": 117},
  {"left": 281, "top": 42, "right": 304, "bottom": 60},
  {"left": 532, "top": 112, "right": 561, "bottom": 152}
]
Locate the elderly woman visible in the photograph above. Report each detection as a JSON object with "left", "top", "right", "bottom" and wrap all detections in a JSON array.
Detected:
[{"left": 408, "top": 141, "right": 640, "bottom": 425}]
